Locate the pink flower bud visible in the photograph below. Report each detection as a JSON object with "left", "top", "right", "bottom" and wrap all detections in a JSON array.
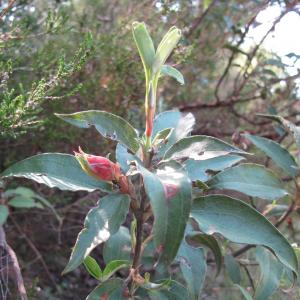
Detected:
[{"left": 74, "top": 147, "right": 121, "bottom": 182}]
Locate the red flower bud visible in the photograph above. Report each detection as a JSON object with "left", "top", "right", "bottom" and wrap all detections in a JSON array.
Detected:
[{"left": 74, "top": 147, "right": 121, "bottom": 182}]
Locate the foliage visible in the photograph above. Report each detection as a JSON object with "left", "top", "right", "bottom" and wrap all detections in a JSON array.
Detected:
[{"left": 2, "top": 21, "right": 300, "bottom": 300}]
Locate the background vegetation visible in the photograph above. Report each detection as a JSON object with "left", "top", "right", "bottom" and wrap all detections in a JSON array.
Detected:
[{"left": 1, "top": 0, "right": 300, "bottom": 299}]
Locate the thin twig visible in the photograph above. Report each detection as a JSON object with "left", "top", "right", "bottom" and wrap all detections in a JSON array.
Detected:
[{"left": 0, "top": 0, "right": 17, "bottom": 20}]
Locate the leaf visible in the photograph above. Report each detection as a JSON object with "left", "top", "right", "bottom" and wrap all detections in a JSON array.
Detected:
[
  {"left": 103, "top": 226, "right": 131, "bottom": 264},
  {"left": 234, "top": 284, "right": 253, "bottom": 300},
  {"left": 132, "top": 22, "right": 155, "bottom": 71},
  {"left": 153, "top": 111, "right": 195, "bottom": 158},
  {"left": 160, "top": 65, "right": 184, "bottom": 85},
  {"left": 257, "top": 114, "right": 300, "bottom": 149},
  {"left": 254, "top": 247, "right": 284, "bottom": 300},
  {"left": 8, "top": 196, "right": 39, "bottom": 208},
  {"left": 56, "top": 110, "right": 139, "bottom": 153},
  {"left": 152, "top": 128, "right": 173, "bottom": 146},
  {"left": 243, "top": 134, "right": 299, "bottom": 177},
  {"left": 224, "top": 255, "right": 241, "bottom": 284},
  {"left": 184, "top": 155, "right": 244, "bottom": 182},
  {"left": 176, "top": 241, "right": 207, "bottom": 300},
  {"left": 84, "top": 256, "right": 102, "bottom": 280},
  {"left": 191, "top": 195, "right": 298, "bottom": 273},
  {"left": 148, "top": 280, "right": 189, "bottom": 300},
  {"left": 152, "top": 26, "right": 182, "bottom": 74},
  {"left": 115, "top": 143, "right": 143, "bottom": 174},
  {"left": 102, "top": 260, "right": 130, "bottom": 281},
  {"left": 0, "top": 205, "right": 9, "bottom": 225},
  {"left": 86, "top": 278, "right": 125, "bottom": 300},
  {"left": 137, "top": 161, "right": 192, "bottom": 264},
  {"left": 207, "top": 163, "right": 287, "bottom": 200},
  {"left": 63, "top": 193, "right": 130, "bottom": 274},
  {"left": 203, "top": 0, "right": 213, "bottom": 9},
  {"left": 187, "top": 232, "right": 222, "bottom": 276},
  {"left": 164, "top": 135, "right": 248, "bottom": 161},
  {"left": 1, "top": 154, "right": 112, "bottom": 192}
]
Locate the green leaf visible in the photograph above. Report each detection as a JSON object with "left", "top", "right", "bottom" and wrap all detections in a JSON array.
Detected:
[
  {"left": 148, "top": 280, "right": 189, "bottom": 300},
  {"left": 102, "top": 260, "right": 130, "bottom": 281},
  {"left": 0, "top": 205, "right": 9, "bottom": 225},
  {"left": 257, "top": 114, "right": 300, "bottom": 149},
  {"left": 63, "top": 193, "right": 130, "bottom": 274},
  {"left": 243, "top": 134, "right": 299, "bottom": 177},
  {"left": 132, "top": 22, "right": 155, "bottom": 71},
  {"left": 103, "top": 226, "right": 131, "bottom": 264},
  {"left": 254, "top": 247, "right": 284, "bottom": 300},
  {"left": 203, "top": 0, "right": 213, "bottom": 9},
  {"left": 84, "top": 256, "right": 102, "bottom": 280},
  {"left": 152, "top": 26, "right": 182, "bottom": 74},
  {"left": 56, "top": 110, "right": 139, "bottom": 153},
  {"left": 224, "top": 255, "right": 241, "bottom": 284},
  {"left": 160, "top": 65, "right": 184, "bottom": 85},
  {"left": 8, "top": 196, "right": 39, "bottom": 208},
  {"left": 207, "top": 163, "right": 287, "bottom": 200},
  {"left": 187, "top": 232, "right": 222, "bottom": 276},
  {"left": 184, "top": 155, "right": 244, "bottom": 182},
  {"left": 234, "top": 284, "right": 253, "bottom": 300},
  {"left": 152, "top": 111, "right": 195, "bottom": 157},
  {"left": 152, "top": 128, "right": 173, "bottom": 146},
  {"left": 86, "top": 278, "right": 125, "bottom": 300},
  {"left": 176, "top": 241, "right": 207, "bottom": 300},
  {"left": 1, "top": 154, "right": 111, "bottom": 192},
  {"left": 137, "top": 161, "right": 192, "bottom": 264},
  {"left": 164, "top": 135, "right": 248, "bottom": 161},
  {"left": 191, "top": 195, "right": 298, "bottom": 273}
]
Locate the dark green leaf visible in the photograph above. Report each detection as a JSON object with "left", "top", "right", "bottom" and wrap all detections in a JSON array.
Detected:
[
  {"left": 1, "top": 154, "right": 111, "bottom": 192},
  {"left": 254, "top": 247, "right": 284, "bottom": 300},
  {"left": 103, "top": 226, "right": 131, "bottom": 264},
  {"left": 176, "top": 241, "right": 207, "bottom": 300},
  {"left": 243, "top": 134, "right": 298, "bottom": 177},
  {"left": 102, "top": 260, "right": 130, "bottom": 281},
  {"left": 132, "top": 22, "right": 155, "bottom": 71},
  {"left": 160, "top": 65, "right": 184, "bottom": 85},
  {"left": 187, "top": 232, "right": 222, "bottom": 276},
  {"left": 191, "top": 195, "right": 298, "bottom": 273},
  {"left": 234, "top": 284, "right": 253, "bottom": 300},
  {"left": 164, "top": 135, "right": 247, "bottom": 161},
  {"left": 84, "top": 256, "right": 102, "bottom": 280},
  {"left": 184, "top": 155, "right": 244, "bottom": 182},
  {"left": 207, "top": 163, "right": 287, "bottom": 200},
  {"left": 224, "top": 255, "right": 241, "bottom": 284},
  {"left": 56, "top": 110, "right": 139, "bottom": 152},
  {"left": 86, "top": 278, "right": 125, "bottom": 300},
  {"left": 137, "top": 162, "right": 192, "bottom": 264},
  {"left": 63, "top": 193, "right": 130, "bottom": 274},
  {"left": 0, "top": 205, "right": 9, "bottom": 225}
]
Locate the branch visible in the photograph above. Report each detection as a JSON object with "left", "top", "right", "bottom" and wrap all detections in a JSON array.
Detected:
[{"left": 0, "top": 0, "right": 17, "bottom": 20}]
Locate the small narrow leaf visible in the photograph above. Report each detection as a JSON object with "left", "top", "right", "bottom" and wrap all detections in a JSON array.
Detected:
[
  {"left": 8, "top": 196, "right": 39, "bottom": 208},
  {"left": 86, "top": 278, "right": 125, "bottom": 300},
  {"left": 207, "top": 163, "right": 287, "bottom": 200},
  {"left": 132, "top": 22, "right": 155, "bottom": 71},
  {"left": 152, "top": 27, "right": 182, "bottom": 74},
  {"left": 243, "top": 134, "right": 299, "bottom": 177},
  {"left": 1, "top": 154, "right": 112, "bottom": 192},
  {"left": 160, "top": 65, "right": 184, "bottom": 85},
  {"left": 84, "top": 256, "right": 102, "bottom": 280},
  {"left": 102, "top": 260, "right": 130, "bottom": 281},
  {"left": 235, "top": 284, "right": 253, "bottom": 300},
  {"left": 63, "top": 193, "right": 130, "bottom": 274},
  {"left": 0, "top": 205, "right": 9, "bottom": 225},
  {"left": 191, "top": 195, "right": 298, "bottom": 273},
  {"left": 187, "top": 232, "right": 222, "bottom": 276},
  {"left": 164, "top": 135, "right": 248, "bottom": 161},
  {"left": 254, "top": 247, "right": 284, "bottom": 300},
  {"left": 56, "top": 110, "right": 139, "bottom": 153},
  {"left": 176, "top": 241, "right": 207, "bottom": 300},
  {"left": 224, "top": 255, "right": 241, "bottom": 284}
]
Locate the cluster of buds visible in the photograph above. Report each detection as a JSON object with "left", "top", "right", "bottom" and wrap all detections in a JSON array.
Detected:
[{"left": 74, "top": 147, "right": 129, "bottom": 193}]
